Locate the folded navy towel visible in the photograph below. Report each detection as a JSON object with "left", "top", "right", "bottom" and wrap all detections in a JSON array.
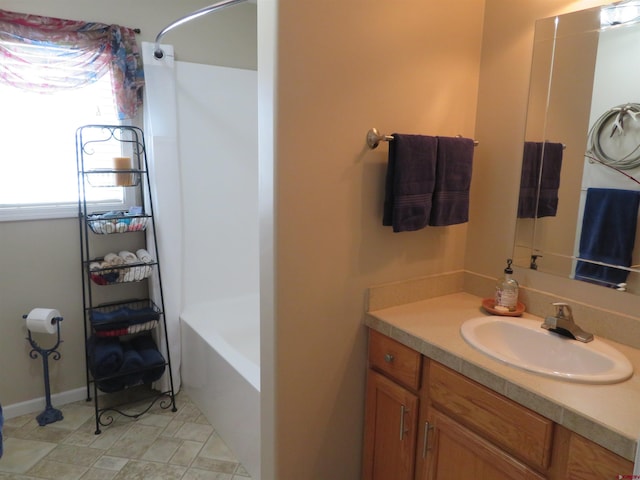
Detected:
[
  {"left": 517, "top": 141, "right": 563, "bottom": 218},
  {"left": 429, "top": 136, "right": 474, "bottom": 226},
  {"left": 88, "top": 336, "right": 123, "bottom": 378},
  {"left": 132, "top": 334, "right": 166, "bottom": 383},
  {"left": 383, "top": 134, "right": 437, "bottom": 232},
  {"left": 120, "top": 341, "right": 145, "bottom": 386},
  {"left": 575, "top": 188, "right": 640, "bottom": 287}
]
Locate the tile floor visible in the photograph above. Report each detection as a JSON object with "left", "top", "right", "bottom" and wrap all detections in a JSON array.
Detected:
[{"left": 0, "top": 388, "right": 252, "bottom": 480}]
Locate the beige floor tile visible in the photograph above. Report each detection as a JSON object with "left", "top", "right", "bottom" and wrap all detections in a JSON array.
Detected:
[
  {"left": 0, "top": 438, "right": 57, "bottom": 474},
  {"left": 0, "top": 392, "right": 252, "bottom": 479},
  {"left": 141, "top": 437, "right": 182, "bottom": 463},
  {"left": 233, "top": 464, "right": 250, "bottom": 477},
  {"left": 169, "top": 440, "right": 203, "bottom": 467},
  {"left": 112, "top": 460, "right": 186, "bottom": 480},
  {"left": 174, "top": 423, "right": 214, "bottom": 443},
  {"left": 182, "top": 468, "right": 233, "bottom": 480},
  {"left": 137, "top": 413, "right": 173, "bottom": 428},
  {"left": 91, "top": 456, "right": 128, "bottom": 472},
  {"left": 26, "top": 459, "right": 88, "bottom": 480},
  {"left": 198, "top": 433, "right": 237, "bottom": 462},
  {"left": 161, "top": 419, "right": 185, "bottom": 438},
  {"left": 88, "top": 424, "right": 129, "bottom": 450},
  {"left": 79, "top": 467, "right": 118, "bottom": 480},
  {"left": 45, "top": 444, "right": 103, "bottom": 467},
  {"left": 55, "top": 405, "right": 95, "bottom": 431},
  {"left": 191, "top": 457, "right": 238, "bottom": 474}
]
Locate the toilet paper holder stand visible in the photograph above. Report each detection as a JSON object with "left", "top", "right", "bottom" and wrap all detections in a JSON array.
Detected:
[{"left": 23, "top": 314, "right": 64, "bottom": 426}]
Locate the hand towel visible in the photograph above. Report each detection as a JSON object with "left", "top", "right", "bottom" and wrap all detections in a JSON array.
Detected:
[
  {"left": 118, "top": 251, "right": 138, "bottom": 264},
  {"left": 382, "top": 134, "right": 437, "bottom": 232},
  {"left": 517, "top": 141, "right": 563, "bottom": 218},
  {"left": 429, "top": 136, "right": 474, "bottom": 226},
  {"left": 104, "top": 253, "right": 125, "bottom": 266},
  {"left": 132, "top": 334, "right": 166, "bottom": 383},
  {"left": 136, "top": 248, "right": 154, "bottom": 263},
  {"left": 575, "top": 188, "right": 640, "bottom": 287}
]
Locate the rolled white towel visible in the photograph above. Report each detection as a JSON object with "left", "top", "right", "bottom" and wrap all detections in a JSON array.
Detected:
[
  {"left": 102, "top": 222, "right": 115, "bottom": 234},
  {"left": 118, "top": 251, "right": 138, "bottom": 264},
  {"left": 104, "top": 253, "right": 125, "bottom": 266},
  {"left": 136, "top": 249, "right": 154, "bottom": 264},
  {"left": 89, "top": 262, "right": 102, "bottom": 271}
]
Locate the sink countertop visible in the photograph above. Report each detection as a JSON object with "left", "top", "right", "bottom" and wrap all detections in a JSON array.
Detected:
[{"left": 365, "top": 291, "right": 640, "bottom": 461}]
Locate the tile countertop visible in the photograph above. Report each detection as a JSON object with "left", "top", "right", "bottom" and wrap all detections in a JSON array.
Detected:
[{"left": 365, "top": 291, "right": 640, "bottom": 462}]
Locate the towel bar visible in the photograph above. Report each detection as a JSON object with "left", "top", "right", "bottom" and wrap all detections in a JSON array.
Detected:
[{"left": 367, "top": 128, "right": 479, "bottom": 149}]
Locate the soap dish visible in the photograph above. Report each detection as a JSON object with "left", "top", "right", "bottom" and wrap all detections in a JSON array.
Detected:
[{"left": 482, "top": 298, "right": 525, "bottom": 317}]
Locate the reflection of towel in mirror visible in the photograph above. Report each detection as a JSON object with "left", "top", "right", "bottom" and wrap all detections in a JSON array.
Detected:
[
  {"left": 517, "top": 142, "right": 563, "bottom": 218},
  {"left": 429, "top": 136, "right": 474, "bottom": 226},
  {"left": 382, "top": 134, "right": 437, "bottom": 232},
  {"left": 575, "top": 188, "right": 640, "bottom": 287}
]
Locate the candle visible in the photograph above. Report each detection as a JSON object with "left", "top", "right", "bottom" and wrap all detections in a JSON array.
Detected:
[{"left": 112, "top": 157, "right": 133, "bottom": 186}]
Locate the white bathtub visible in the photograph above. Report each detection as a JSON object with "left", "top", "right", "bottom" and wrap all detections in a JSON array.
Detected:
[{"left": 180, "top": 294, "right": 260, "bottom": 479}]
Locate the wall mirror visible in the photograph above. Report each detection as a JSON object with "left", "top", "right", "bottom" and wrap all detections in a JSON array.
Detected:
[{"left": 513, "top": 1, "right": 640, "bottom": 295}]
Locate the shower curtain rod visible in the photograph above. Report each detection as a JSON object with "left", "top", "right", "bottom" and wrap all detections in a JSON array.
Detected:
[{"left": 153, "top": 0, "right": 248, "bottom": 59}]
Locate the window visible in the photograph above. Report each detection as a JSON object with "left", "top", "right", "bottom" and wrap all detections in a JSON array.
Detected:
[
  {"left": 0, "top": 72, "right": 130, "bottom": 221},
  {"left": 0, "top": 10, "right": 144, "bottom": 222}
]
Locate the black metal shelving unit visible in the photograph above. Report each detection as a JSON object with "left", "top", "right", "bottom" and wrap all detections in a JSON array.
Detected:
[{"left": 76, "top": 124, "right": 177, "bottom": 434}]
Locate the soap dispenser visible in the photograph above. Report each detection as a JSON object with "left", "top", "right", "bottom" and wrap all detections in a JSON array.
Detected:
[{"left": 494, "top": 258, "right": 519, "bottom": 312}]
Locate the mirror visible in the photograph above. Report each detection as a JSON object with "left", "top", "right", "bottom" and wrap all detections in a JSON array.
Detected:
[{"left": 513, "top": 1, "right": 640, "bottom": 295}]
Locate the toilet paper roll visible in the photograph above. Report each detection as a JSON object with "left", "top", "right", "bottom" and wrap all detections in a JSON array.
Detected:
[{"left": 26, "top": 308, "right": 60, "bottom": 335}]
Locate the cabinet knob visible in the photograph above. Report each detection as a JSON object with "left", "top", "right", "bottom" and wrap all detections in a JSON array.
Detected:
[{"left": 384, "top": 353, "right": 394, "bottom": 363}]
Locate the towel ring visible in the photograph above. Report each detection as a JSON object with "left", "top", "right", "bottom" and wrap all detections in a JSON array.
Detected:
[{"left": 367, "top": 128, "right": 479, "bottom": 149}]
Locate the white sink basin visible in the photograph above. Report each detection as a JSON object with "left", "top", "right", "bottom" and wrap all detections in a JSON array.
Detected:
[{"left": 460, "top": 316, "right": 633, "bottom": 384}]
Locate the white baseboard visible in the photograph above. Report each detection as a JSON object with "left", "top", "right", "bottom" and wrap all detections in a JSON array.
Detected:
[{"left": 3, "top": 387, "right": 92, "bottom": 420}]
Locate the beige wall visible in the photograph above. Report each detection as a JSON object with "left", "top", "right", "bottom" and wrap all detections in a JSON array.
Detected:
[
  {"left": 269, "top": 1, "right": 484, "bottom": 478},
  {"left": 3, "top": 1, "right": 638, "bottom": 479},
  {"left": 0, "top": 0, "right": 256, "bottom": 407}
]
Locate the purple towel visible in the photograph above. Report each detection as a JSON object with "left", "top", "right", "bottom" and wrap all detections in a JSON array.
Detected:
[
  {"left": 382, "top": 134, "right": 437, "bottom": 232},
  {"left": 517, "top": 141, "right": 563, "bottom": 218},
  {"left": 428, "top": 136, "right": 474, "bottom": 226}
]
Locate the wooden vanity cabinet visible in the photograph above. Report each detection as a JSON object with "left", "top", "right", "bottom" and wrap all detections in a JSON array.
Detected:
[
  {"left": 362, "top": 330, "right": 422, "bottom": 480},
  {"left": 363, "top": 328, "right": 634, "bottom": 480},
  {"left": 415, "top": 361, "right": 551, "bottom": 480}
]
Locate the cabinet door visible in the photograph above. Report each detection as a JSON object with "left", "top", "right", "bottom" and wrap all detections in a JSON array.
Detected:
[
  {"left": 362, "top": 369, "right": 418, "bottom": 480},
  {"left": 421, "top": 408, "right": 545, "bottom": 480}
]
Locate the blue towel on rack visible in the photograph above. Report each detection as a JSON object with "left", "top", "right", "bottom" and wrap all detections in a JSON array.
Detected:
[
  {"left": 88, "top": 336, "right": 123, "bottom": 378},
  {"left": 575, "top": 188, "right": 640, "bottom": 287},
  {"left": 429, "top": 136, "right": 474, "bottom": 226},
  {"left": 383, "top": 134, "right": 437, "bottom": 232},
  {"left": 517, "top": 141, "right": 563, "bottom": 218},
  {"left": 132, "top": 335, "right": 166, "bottom": 383},
  {"left": 120, "top": 341, "right": 145, "bottom": 386}
]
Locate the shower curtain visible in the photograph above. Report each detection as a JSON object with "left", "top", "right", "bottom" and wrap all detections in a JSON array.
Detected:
[{"left": 141, "top": 42, "right": 182, "bottom": 392}]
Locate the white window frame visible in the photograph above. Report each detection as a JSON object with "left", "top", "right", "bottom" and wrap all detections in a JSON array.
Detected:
[{"left": 0, "top": 72, "right": 138, "bottom": 222}]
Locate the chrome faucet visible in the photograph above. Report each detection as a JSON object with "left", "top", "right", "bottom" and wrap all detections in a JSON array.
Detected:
[{"left": 541, "top": 302, "right": 594, "bottom": 343}]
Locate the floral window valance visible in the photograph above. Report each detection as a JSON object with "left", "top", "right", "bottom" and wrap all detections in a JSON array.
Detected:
[{"left": 0, "top": 9, "right": 143, "bottom": 119}]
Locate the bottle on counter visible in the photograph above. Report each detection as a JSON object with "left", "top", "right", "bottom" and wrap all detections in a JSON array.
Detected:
[{"left": 494, "top": 258, "right": 519, "bottom": 312}]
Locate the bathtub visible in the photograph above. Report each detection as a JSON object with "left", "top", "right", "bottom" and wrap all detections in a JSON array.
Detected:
[{"left": 180, "top": 293, "right": 260, "bottom": 479}]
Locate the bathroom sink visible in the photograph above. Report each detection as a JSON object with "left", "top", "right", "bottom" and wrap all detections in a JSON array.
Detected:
[{"left": 460, "top": 316, "right": 633, "bottom": 384}]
